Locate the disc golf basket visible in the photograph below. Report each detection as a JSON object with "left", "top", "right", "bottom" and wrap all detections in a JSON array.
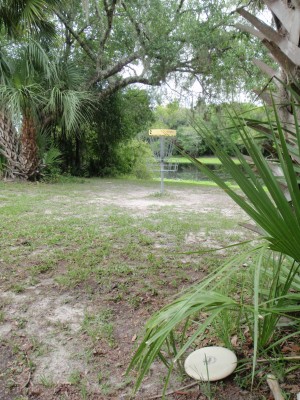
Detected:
[{"left": 148, "top": 129, "right": 178, "bottom": 194}]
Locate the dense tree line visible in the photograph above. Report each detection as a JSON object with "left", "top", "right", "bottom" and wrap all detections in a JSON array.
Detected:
[{"left": 1, "top": 0, "right": 296, "bottom": 180}]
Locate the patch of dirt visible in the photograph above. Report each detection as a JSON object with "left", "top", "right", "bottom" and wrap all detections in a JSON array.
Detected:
[
  {"left": 0, "top": 343, "right": 21, "bottom": 400},
  {"left": 82, "top": 184, "right": 243, "bottom": 217},
  {"left": 0, "top": 180, "right": 296, "bottom": 399}
]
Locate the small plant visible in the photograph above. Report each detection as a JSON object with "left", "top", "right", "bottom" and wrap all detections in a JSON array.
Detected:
[
  {"left": 80, "top": 379, "right": 89, "bottom": 400},
  {"left": 0, "top": 311, "right": 5, "bottom": 323},
  {"left": 16, "top": 317, "right": 27, "bottom": 329},
  {"left": 99, "top": 381, "right": 111, "bottom": 396},
  {"left": 128, "top": 295, "right": 142, "bottom": 309},
  {"left": 30, "top": 337, "right": 48, "bottom": 357},
  {"left": 81, "top": 309, "right": 115, "bottom": 347},
  {"left": 30, "top": 262, "right": 53, "bottom": 275},
  {"left": 68, "top": 370, "right": 82, "bottom": 385},
  {"left": 39, "top": 374, "right": 54, "bottom": 388},
  {"left": 10, "top": 283, "right": 26, "bottom": 293}
]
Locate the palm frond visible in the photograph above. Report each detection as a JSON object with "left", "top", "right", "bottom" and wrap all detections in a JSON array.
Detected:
[
  {"left": 42, "top": 146, "right": 62, "bottom": 168},
  {"left": 128, "top": 247, "right": 262, "bottom": 391},
  {"left": 0, "top": 0, "right": 59, "bottom": 37},
  {"left": 46, "top": 87, "right": 95, "bottom": 134},
  {"left": 187, "top": 104, "right": 300, "bottom": 263},
  {"left": 129, "top": 87, "right": 300, "bottom": 394},
  {"left": 25, "top": 40, "right": 57, "bottom": 81}
]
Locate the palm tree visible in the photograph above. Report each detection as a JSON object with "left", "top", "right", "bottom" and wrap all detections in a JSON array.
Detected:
[
  {"left": 0, "top": 40, "right": 53, "bottom": 179},
  {"left": 0, "top": 0, "right": 58, "bottom": 179},
  {"left": 0, "top": 41, "right": 94, "bottom": 180},
  {"left": 0, "top": 0, "right": 59, "bottom": 38}
]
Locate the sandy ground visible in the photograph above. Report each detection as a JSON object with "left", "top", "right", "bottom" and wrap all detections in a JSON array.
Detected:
[
  {"left": 0, "top": 180, "right": 263, "bottom": 400},
  {"left": 82, "top": 181, "right": 242, "bottom": 217}
]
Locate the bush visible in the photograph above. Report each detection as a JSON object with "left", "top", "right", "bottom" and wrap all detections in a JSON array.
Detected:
[{"left": 115, "top": 139, "right": 155, "bottom": 179}]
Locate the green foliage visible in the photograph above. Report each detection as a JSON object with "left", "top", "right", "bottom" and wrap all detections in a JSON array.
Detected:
[
  {"left": 115, "top": 139, "right": 154, "bottom": 179},
  {"left": 0, "top": 0, "right": 271, "bottom": 180},
  {"left": 0, "top": 154, "right": 4, "bottom": 177},
  {"left": 153, "top": 101, "right": 188, "bottom": 130},
  {"left": 176, "top": 125, "right": 209, "bottom": 157},
  {"left": 81, "top": 309, "right": 115, "bottom": 346},
  {"left": 152, "top": 101, "right": 267, "bottom": 158},
  {"left": 0, "top": 0, "right": 58, "bottom": 38},
  {"left": 129, "top": 89, "right": 300, "bottom": 392},
  {"left": 0, "top": 38, "right": 95, "bottom": 179},
  {"left": 36, "top": 130, "right": 62, "bottom": 177},
  {"left": 59, "top": 89, "right": 154, "bottom": 177}
]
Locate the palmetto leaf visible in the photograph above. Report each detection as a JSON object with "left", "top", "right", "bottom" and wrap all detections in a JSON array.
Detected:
[
  {"left": 46, "top": 87, "right": 94, "bottom": 133},
  {"left": 128, "top": 248, "right": 262, "bottom": 390},
  {"left": 0, "top": 0, "right": 59, "bottom": 37},
  {"left": 25, "top": 40, "right": 57, "bottom": 81},
  {"left": 0, "top": 82, "right": 46, "bottom": 120},
  {"left": 187, "top": 105, "right": 300, "bottom": 263},
  {"left": 129, "top": 88, "right": 300, "bottom": 394},
  {"left": 42, "top": 146, "right": 62, "bottom": 168}
]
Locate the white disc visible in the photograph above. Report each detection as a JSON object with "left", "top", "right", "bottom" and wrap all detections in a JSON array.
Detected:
[{"left": 184, "top": 346, "right": 237, "bottom": 381}]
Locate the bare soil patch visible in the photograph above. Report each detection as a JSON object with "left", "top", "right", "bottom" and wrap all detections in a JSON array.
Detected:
[{"left": 0, "top": 179, "right": 288, "bottom": 399}]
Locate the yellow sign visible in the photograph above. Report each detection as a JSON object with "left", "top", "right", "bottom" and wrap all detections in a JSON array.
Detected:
[{"left": 149, "top": 129, "right": 176, "bottom": 137}]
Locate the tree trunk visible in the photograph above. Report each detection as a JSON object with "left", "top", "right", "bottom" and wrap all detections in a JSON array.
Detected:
[
  {"left": 0, "top": 111, "right": 27, "bottom": 180},
  {"left": 20, "top": 110, "right": 40, "bottom": 179}
]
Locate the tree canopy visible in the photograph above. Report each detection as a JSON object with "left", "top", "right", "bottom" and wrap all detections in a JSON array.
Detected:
[
  {"left": 52, "top": 0, "right": 267, "bottom": 100},
  {"left": 0, "top": 0, "right": 277, "bottom": 179}
]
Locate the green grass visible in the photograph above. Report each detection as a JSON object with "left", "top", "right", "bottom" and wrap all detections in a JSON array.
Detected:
[
  {"left": 81, "top": 309, "right": 115, "bottom": 346},
  {"left": 39, "top": 374, "right": 55, "bottom": 388},
  {"left": 154, "top": 177, "right": 240, "bottom": 188},
  {"left": 0, "top": 179, "right": 246, "bottom": 293},
  {"left": 0, "top": 177, "right": 256, "bottom": 398},
  {"left": 168, "top": 156, "right": 241, "bottom": 165}
]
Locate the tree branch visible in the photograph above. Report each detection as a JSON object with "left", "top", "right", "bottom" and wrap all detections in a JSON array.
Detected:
[
  {"left": 102, "top": 53, "right": 140, "bottom": 80},
  {"left": 88, "top": 52, "right": 140, "bottom": 87},
  {"left": 263, "top": 0, "right": 293, "bottom": 35},
  {"left": 235, "top": 23, "right": 265, "bottom": 40},
  {"left": 98, "top": 75, "right": 158, "bottom": 99},
  {"left": 262, "top": 39, "right": 297, "bottom": 73},
  {"left": 252, "top": 58, "right": 279, "bottom": 82},
  {"left": 121, "top": 1, "right": 149, "bottom": 47},
  {"left": 237, "top": 7, "right": 282, "bottom": 43},
  {"left": 93, "top": 0, "right": 102, "bottom": 22},
  {"left": 176, "top": 0, "right": 185, "bottom": 13},
  {"left": 100, "top": 0, "right": 118, "bottom": 50},
  {"left": 237, "top": 7, "right": 300, "bottom": 67},
  {"left": 55, "top": 10, "right": 97, "bottom": 63}
]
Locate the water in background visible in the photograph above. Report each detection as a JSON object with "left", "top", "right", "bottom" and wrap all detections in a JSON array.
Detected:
[{"left": 153, "top": 163, "right": 233, "bottom": 181}]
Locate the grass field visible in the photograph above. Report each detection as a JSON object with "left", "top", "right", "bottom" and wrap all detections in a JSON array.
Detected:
[
  {"left": 168, "top": 156, "right": 241, "bottom": 165},
  {"left": 0, "top": 178, "right": 255, "bottom": 399}
]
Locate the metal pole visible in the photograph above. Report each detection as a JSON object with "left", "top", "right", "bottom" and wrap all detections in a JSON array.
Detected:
[{"left": 160, "top": 136, "right": 164, "bottom": 194}]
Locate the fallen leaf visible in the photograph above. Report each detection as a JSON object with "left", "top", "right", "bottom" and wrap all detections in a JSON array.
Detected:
[
  {"left": 131, "top": 334, "right": 137, "bottom": 342},
  {"left": 282, "top": 346, "right": 292, "bottom": 353},
  {"left": 290, "top": 344, "right": 300, "bottom": 352},
  {"left": 231, "top": 335, "right": 238, "bottom": 347}
]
